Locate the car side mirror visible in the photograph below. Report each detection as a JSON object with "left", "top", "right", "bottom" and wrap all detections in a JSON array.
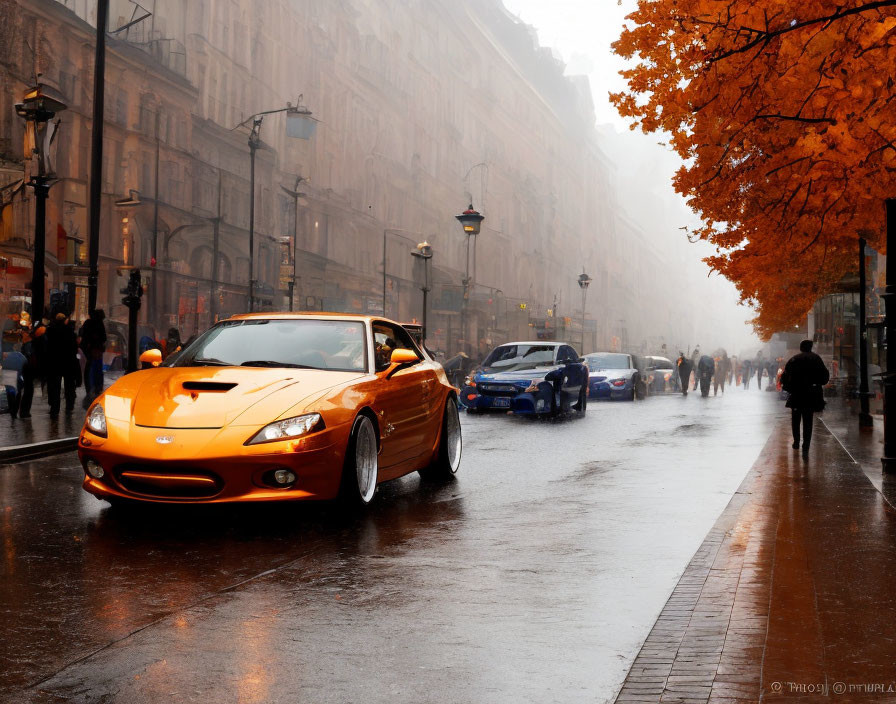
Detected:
[
  {"left": 139, "top": 349, "right": 162, "bottom": 368},
  {"left": 578, "top": 357, "right": 586, "bottom": 363},
  {"left": 384, "top": 348, "right": 419, "bottom": 378}
]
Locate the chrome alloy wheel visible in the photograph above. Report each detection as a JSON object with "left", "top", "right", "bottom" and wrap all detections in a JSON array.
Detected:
[
  {"left": 355, "top": 416, "right": 378, "bottom": 503},
  {"left": 445, "top": 399, "right": 462, "bottom": 473}
]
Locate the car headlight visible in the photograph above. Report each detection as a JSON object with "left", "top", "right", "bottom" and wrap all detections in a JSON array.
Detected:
[
  {"left": 610, "top": 378, "right": 627, "bottom": 387},
  {"left": 525, "top": 381, "right": 541, "bottom": 393},
  {"left": 464, "top": 376, "right": 476, "bottom": 387},
  {"left": 86, "top": 404, "right": 107, "bottom": 437},
  {"left": 247, "top": 413, "right": 324, "bottom": 445}
]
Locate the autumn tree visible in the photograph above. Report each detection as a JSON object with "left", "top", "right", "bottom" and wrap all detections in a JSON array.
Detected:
[{"left": 611, "top": 0, "right": 896, "bottom": 338}]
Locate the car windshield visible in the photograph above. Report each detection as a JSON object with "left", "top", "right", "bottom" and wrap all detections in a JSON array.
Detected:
[
  {"left": 170, "top": 319, "right": 367, "bottom": 371},
  {"left": 585, "top": 353, "right": 630, "bottom": 369},
  {"left": 481, "top": 344, "right": 557, "bottom": 372}
]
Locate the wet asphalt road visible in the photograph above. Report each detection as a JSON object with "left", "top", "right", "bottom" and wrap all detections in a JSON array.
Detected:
[{"left": 1, "top": 389, "right": 782, "bottom": 703}]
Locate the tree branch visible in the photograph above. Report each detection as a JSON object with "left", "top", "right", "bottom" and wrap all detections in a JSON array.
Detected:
[{"left": 706, "top": 0, "right": 896, "bottom": 63}]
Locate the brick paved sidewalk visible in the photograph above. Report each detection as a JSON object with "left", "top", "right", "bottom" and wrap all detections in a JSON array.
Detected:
[{"left": 615, "top": 412, "right": 896, "bottom": 703}]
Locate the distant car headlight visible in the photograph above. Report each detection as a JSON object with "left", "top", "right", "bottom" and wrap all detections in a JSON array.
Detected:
[
  {"left": 610, "top": 378, "right": 627, "bottom": 387},
  {"left": 247, "top": 413, "right": 324, "bottom": 445},
  {"left": 86, "top": 404, "right": 107, "bottom": 437}
]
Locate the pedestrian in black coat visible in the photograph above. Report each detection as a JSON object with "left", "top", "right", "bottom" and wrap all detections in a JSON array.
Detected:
[
  {"left": 676, "top": 352, "right": 692, "bottom": 396},
  {"left": 45, "top": 314, "right": 79, "bottom": 415},
  {"left": 18, "top": 325, "right": 48, "bottom": 419},
  {"left": 742, "top": 358, "right": 753, "bottom": 389},
  {"left": 782, "top": 340, "right": 830, "bottom": 454},
  {"left": 79, "top": 309, "right": 107, "bottom": 408}
]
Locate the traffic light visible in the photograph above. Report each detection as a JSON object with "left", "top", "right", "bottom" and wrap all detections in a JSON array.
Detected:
[{"left": 120, "top": 268, "right": 143, "bottom": 310}]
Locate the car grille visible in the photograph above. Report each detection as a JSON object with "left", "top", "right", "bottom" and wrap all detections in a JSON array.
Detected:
[
  {"left": 115, "top": 463, "right": 223, "bottom": 499},
  {"left": 478, "top": 383, "right": 522, "bottom": 397}
]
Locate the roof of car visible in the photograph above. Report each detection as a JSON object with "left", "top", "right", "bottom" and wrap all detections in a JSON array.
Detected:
[
  {"left": 497, "top": 340, "right": 567, "bottom": 346},
  {"left": 225, "top": 312, "right": 397, "bottom": 324}
]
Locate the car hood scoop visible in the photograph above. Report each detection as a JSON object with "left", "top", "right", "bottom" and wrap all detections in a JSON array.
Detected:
[{"left": 181, "top": 381, "right": 238, "bottom": 392}]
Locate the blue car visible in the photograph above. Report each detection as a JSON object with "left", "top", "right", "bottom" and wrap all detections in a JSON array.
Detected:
[
  {"left": 584, "top": 352, "right": 642, "bottom": 401},
  {"left": 465, "top": 341, "right": 589, "bottom": 416}
]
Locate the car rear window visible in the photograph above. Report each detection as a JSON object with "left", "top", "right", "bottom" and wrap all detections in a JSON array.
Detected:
[{"left": 585, "top": 353, "right": 630, "bottom": 369}]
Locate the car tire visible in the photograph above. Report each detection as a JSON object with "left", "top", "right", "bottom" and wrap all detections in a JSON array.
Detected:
[
  {"left": 573, "top": 386, "right": 587, "bottom": 414},
  {"left": 420, "top": 397, "right": 462, "bottom": 481},
  {"left": 338, "top": 414, "right": 379, "bottom": 506}
]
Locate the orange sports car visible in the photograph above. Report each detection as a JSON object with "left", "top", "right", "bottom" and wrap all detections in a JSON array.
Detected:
[{"left": 78, "top": 313, "right": 462, "bottom": 506}]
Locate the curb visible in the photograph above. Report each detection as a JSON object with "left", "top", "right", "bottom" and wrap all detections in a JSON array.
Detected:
[{"left": 0, "top": 437, "right": 79, "bottom": 463}]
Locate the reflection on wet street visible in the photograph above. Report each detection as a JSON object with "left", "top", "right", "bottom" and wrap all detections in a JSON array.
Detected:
[{"left": 1, "top": 391, "right": 782, "bottom": 703}]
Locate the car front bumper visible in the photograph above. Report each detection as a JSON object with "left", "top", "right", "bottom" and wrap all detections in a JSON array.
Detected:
[
  {"left": 589, "top": 379, "right": 631, "bottom": 399},
  {"left": 78, "top": 420, "right": 349, "bottom": 504}
]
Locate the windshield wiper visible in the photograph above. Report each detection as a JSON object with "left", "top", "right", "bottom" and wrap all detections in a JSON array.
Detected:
[
  {"left": 240, "top": 360, "right": 317, "bottom": 369},
  {"left": 188, "top": 357, "right": 232, "bottom": 367}
]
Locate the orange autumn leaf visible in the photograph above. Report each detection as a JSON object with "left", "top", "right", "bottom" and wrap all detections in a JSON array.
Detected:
[{"left": 612, "top": 0, "right": 896, "bottom": 339}]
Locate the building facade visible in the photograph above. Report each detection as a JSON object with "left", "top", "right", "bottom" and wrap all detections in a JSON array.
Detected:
[{"left": 2, "top": 0, "right": 706, "bottom": 357}]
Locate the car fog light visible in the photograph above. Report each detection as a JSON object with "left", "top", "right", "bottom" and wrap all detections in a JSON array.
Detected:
[
  {"left": 273, "top": 469, "right": 296, "bottom": 485},
  {"left": 536, "top": 399, "right": 545, "bottom": 411},
  {"left": 86, "top": 460, "right": 104, "bottom": 479}
]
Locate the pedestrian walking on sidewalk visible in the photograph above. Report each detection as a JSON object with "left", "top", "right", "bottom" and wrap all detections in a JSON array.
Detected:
[
  {"left": 782, "top": 340, "right": 830, "bottom": 455},
  {"left": 697, "top": 354, "right": 715, "bottom": 397},
  {"left": 80, "top": 309, "right": 107, "bottom": 408},
  {"left": 45, "top": 313, "right": 79, "bottom": 416},
  {"left": 742, "top": 358, "right": 753, "bottom": 389},
  {"left": 2, "top": 344, "right": 27, "bottom": 419},
  {"left": 163, "top": 327, "right": 183, "bottom": 360},
  {"left": 691, "top": 346, "right": 701, "bottom": 391},
  {"left": 713, "top": 350, "right": 731, "bottom": 395},
  {"left": 676, "top": 351, "right": 692, "bottom": 396},
  {"left": 18, "top": 325, "right": 47, "bottom": 419}
]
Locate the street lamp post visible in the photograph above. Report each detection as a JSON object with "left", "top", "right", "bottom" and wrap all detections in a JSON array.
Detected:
[
  {"left": 15, "top": 83, "right": 68, "bottom": 325},
  {"left": 235, "top": 100, "right": 316, "bottom": 313},
  {"left": 577, "top": 270, "right": 592, "bottom": 354},
  {"left": 411, "top": 241, "right": 433, "bottom": 344},
  {"left": 883, "top": 199, "right": 896, "bottom": 473},
  {"left": 455, "top": 203, "right": 484, "bottom": 356},
  {"left": 87, "top": 0, "right": 109, "bottom": 315},
  {"left": 247, "top": 117, "right": 261, "bottom": 312},
  {"left": 858, "top": 237, "right": 874, "bottom": 428},
  {"left": 280, "top": 176, "right": 306, "bottom": 312}
]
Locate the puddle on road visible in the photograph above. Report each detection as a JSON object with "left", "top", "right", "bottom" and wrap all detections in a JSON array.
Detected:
[
  {"left": 556, "top": 460, "right": 621, "bottom": 483},
  {"left": 676, "top": 422, "right": 712, "bottom": 433}
]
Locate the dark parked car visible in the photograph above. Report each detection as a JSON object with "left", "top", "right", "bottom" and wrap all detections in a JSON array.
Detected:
[
  {"left": 645, "top": 355, "right": 678, "bottom": 394},
  {"left": 584, "top": 352, "right": 641, "bottom": 400},
  {"left": 465, "top": 341, "right": 588, "bottom": 416}
]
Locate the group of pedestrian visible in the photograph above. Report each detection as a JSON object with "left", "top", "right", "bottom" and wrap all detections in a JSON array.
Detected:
[
  {"left": 1, "top": 309, "right": 108, "bottom": 420},
  {"left": 674, "top": 347, "right": 733, "bottom": 397},
  {"left": 737, "top": 354, "right": 786, "bottom": 391},
  {"left": 676, "top": 340, "right": 830, "bottom": 455},
  {"left": 675, "top": 347, "right": 794, "bottom": 398}
]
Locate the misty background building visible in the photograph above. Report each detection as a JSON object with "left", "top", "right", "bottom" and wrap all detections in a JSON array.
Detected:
[{"left": 1, "top": 0, "right": 751, "bottom": 357}]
